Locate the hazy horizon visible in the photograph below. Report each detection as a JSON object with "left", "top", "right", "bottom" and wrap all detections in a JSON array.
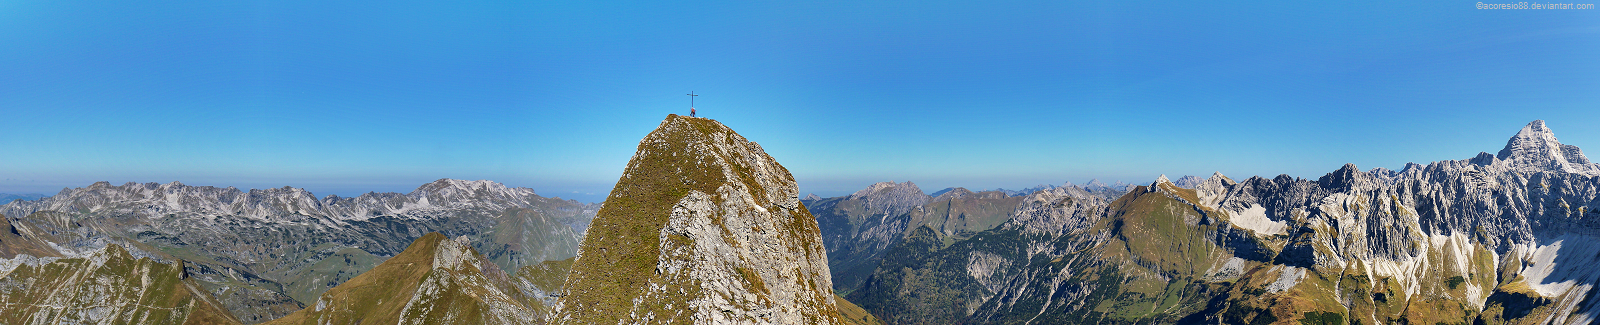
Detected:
[{"left": 3, "top": 1, "right": 1595, "bottom": 204}]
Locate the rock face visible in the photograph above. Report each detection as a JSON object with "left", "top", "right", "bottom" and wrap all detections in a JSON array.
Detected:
[
  {"left": 264, "top": 232, "right": 536, "bottom": 325},
  {"left": 0, "top": 178, "right": 596, "bottom": 323},
  {"left": 842, "top": 120, "right": 1600, "bottom": 324},
  {"left": 551, "top": 115, "right": 843, "bottom": 324},
  {"left": 0, "top": 244, "right": 241, "bottom": 325}
]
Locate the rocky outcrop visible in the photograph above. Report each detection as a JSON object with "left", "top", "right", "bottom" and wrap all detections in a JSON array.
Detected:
[
  {"left": 0, "top": 244, "right": 241, "bottom": 325},
  {"left": 264, "top": 233, "right": 536, "bottom": 325},
  {"left": 551, "top": 115, "right": 843, "bottom": 324}
]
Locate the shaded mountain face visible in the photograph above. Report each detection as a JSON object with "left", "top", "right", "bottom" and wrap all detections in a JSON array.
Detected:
[
  {"left": 0, "top": 244, "right": 241, "bottom": 325},
  {"left": 264, "top": 232, "right": 537, "bottom": 325},
  {"left": 808, "top": 184, "right": 1025, "bottom": 293},
  {"left": 0, "top": 178, "right": 596, "bottom": 323},
  {"left": 551, "top": 115, "right": 844, "bottom": 324},
  {"left": 843, "top": 120, "right": 1600, "bottom": 324}
]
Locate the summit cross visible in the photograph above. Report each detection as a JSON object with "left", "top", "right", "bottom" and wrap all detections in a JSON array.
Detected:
[{"left": 686, "top": 91, "right": 699, "bottom": 117}]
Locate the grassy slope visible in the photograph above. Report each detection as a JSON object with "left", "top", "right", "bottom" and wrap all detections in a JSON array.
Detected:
[
  {"left": 517, "top": 257, "right": 574, "bottom": 295},
  {"left": 836, "top": 295, "right": 887, "bottom": 325},
  {"left": 262, "top": 233, "right": 443, "bottom": 325},
  {"left": 278, "top": 246, "right": 384, "bottom": 304},
  {"left": 919, "top": 191, "right": 1022, "bottom": 243},
  {"left": 515, "top": 257, "right": 576, "bottom": 313},
  {"left": 0, "top": 215, "right": 59, "bottom": 258}
]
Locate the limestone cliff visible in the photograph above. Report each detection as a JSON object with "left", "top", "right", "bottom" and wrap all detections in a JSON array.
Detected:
[{"left": 551, "top": 115, "right": 843, "bottom": 324}]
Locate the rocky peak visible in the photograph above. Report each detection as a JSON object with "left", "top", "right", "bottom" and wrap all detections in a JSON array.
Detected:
[
  {"left": 848, "top": 181, "right": 931, "bottom": 216},
  {"left": 1496, "top": 120, "right": 1600, "bottom": 175},
  {"left": 1317, "top": 163, "right": 1379, "bottom": 191},
  {"left": 553, "top": 115, "right": 843, "bottom": 324},
  {"left": 1008, "top": 186, "right": 1109, "bottom": 236}
]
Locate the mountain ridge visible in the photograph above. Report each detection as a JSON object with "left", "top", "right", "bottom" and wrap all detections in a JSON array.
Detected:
[{"left": 839, "top": 120, "right": 1600, "bottom": 324}]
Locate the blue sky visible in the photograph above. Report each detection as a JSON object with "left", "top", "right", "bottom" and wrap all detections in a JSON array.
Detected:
[{"left": 1, "top": 1, "right": 1596, "bottom": 202}]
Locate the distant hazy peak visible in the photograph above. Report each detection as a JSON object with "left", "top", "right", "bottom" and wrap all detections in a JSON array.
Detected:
[
  {"left": 1173, "top": 175, "right": 1205, "bottom": 189},
  {"left": 848, "top": 181, "right": 931, "bottom": 216},
  {"left": 931, "top": 187, "right": 975, "bottom": 201},
  {"left": 849, "top": 181, "right": 922, "bottom": 198},
  {"left": 411, "top": 178, "right": 518, "bottom": 196}
]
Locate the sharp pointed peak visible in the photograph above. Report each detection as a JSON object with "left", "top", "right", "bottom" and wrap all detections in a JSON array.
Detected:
[{"left": 1495, "top": 120, "right": 1598, "bottom": 173}]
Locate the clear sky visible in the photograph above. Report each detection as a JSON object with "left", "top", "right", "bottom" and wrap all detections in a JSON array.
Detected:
[{"left": 1, "top": 1, "right": 1597, "bottom": 203}]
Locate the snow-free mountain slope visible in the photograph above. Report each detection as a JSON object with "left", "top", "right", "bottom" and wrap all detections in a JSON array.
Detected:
[
  {"left": 551, "top": 115, "right": 843, "bottom": 324},
  {"left": 809, "top": 184, "right": 1024, "bottom": 294}
]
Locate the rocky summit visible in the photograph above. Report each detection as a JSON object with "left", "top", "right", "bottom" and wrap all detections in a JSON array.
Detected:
[{"left": 550, "top": 114, "right": 845, "bottom": 324}]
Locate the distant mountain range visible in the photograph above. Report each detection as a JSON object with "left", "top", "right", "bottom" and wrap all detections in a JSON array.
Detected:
[
  {"left": 821, "top": 120, "right": 1600, "bottom": 324},
  {"left": 0, "top": 179, "right": 596, "bottom": 323},
  {"left": 4, "top": 118, "right": 1599, "bottom": 324},
  {"left": 0, "top": 193, "right": 44, "bottom": 205}
]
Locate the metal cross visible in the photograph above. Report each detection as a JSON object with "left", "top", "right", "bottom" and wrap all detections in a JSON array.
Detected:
[{"left": 686, "top": 91, "right": 698, "bottom": 107}]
